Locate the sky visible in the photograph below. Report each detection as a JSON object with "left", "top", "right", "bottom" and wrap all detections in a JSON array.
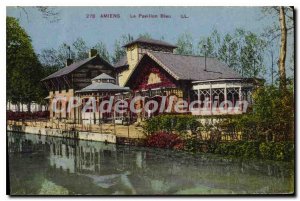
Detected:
[{"left": 6, "top": 6, "right": 294, "bottom": 80}]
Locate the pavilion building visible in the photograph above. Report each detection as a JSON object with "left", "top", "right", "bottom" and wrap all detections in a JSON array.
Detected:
[
  {"left": 42, "top": 37, "right": 257, "bottom": 124},
  {"left": 116, "top": 37, "right": 256, "bottom": 118},
  {"left": 75, "top": 73, "right": 129, "bottom": 124}
]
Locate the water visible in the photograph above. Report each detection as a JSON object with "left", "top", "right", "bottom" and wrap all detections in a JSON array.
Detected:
[{"left": 7, "top": 131, "right": 294, "bottom": 195}]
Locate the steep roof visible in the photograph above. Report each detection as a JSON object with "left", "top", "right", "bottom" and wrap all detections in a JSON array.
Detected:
[
  {"left": 41, "top": 55, "right": 114, "bottom": 81},
  {"left": 125, "top": 51, "right": 243, "bottom": 85},
  {"left": 123, "top": 37, "right": 177, "bottom": 48}
]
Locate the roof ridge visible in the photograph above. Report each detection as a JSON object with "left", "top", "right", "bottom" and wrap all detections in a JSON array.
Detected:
[
  {"left": 41, "top": 55, "right": 97, "bottom": 81},
  {"left": 149, "top": 50, "right": 217, "bottom": 58},
  {"left": 123, "top": 37, "right": 177, "bottom": 48}
]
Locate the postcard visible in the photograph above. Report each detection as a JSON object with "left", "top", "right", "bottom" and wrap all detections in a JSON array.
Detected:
[{"left": 6, "top": 6, "right": 295, "bottom": 196}]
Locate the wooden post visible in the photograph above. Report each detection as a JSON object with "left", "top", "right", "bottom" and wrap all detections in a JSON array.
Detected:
[
  {"left": 127, "top": 112, "right": 130, "bottom": 139},
  {"left": 209, "top": 82, "right": 212, "bottom": 115},
  {"left": 113, "top": 98, "right": 116, "bottom": 136},
  {"left": 99, "top": 96, "right": 103, "bottom": 134},
  {"left": 224, "top": 84, "right": 227, "bottom": 113},
  {"left": 65, "top": 118, "right": 66, "bottom": 131},
  {"left": 90, "top": 110, "right": 92, "bottom": 131},
  {"left": 100, "top": 113, "right": 103, "bottom": 134}
]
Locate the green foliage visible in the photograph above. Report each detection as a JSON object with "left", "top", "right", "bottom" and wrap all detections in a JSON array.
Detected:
[
  {"left": 215, "top": 141, "right": 293, "bottom": 161},
  {"left": 197, "top": 29, "right": 220, "bottom": 57},
  {"left": 40, "top": 37, "right": 112, "bottom": 68},
  {"left": 215, "top": 85, "right": 294, "bottom": 142},
  {"left": 175, "top": 32, "right": 194, "bottom": 55},
  {"left": 218, "top": 33, "right": 239, "bottom": 71},
  {"left": 239, "top": 31, "right": 266, "bottom": 77},
  {"left": 111, "top": 34, "right": 134, "bottom": 64},
  {"left": 143, "top": 114, "right": 201, "bottom": 136},
  {"left": 259, "top": 141, "right": 294, "bottom": 161},
  {"left": 7, "top": 17, "right": 47, "bottom": 106},
  {"left": 72, "top": 37, "right": 89, "bottom": 61},
  {"left": 184, "top": 137, "right": 202, "bottom": 152},
  {"left": 39, "top": 48, "right": 65, "bottom": 71},
  {"left": 94, "top": 41, "right": 110, "bottom": 62},
  {"left": 196, "top": 28, "right": 267, "bottom": 78},
  {"left": 251, "top": 85, "right": 294, "bottom": 141}
]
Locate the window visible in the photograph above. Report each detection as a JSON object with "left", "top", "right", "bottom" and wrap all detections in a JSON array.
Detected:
[
  {"left": 199, "top": 89, "right": 210, "bottom": 108},
  {"left": 227, "top": 88, "right": 240, "bottom": 106},
  {"left": 212, "top": 88, "right": 225, "bottom": 108}
]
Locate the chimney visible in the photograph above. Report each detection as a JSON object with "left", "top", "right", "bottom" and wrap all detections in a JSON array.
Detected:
[
  {"left": 66, "top": 58, "right": 73, "bottom": 66},
  {"left": 89, "top": 49, "right": 98, "bottom": 58}
]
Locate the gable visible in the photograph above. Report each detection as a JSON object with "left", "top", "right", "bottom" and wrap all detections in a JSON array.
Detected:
[
  {"left": 71, "top": 58, "right": 115, "bottom": 90},
  {"left": 126, "top": 55, "right": 177, "bottom": 91}
]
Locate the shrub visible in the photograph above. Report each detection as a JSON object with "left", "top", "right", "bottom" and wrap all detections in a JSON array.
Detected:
[
  {"left": 243, "top": 141, "right": 260, "bottom": 159},
  {"left": 184, "top": 137, "right": 202, "bottom": 152},
  {"left": 215, "top": 141, "right": 294, "bottom": 161},
  {"left": 251, "top": 86, "right": 294, "bottom": 141},
  {"left": 145, "top": 131, "right": 184, "bottom": 150},
  {"left": 259, "top": 141, "right": 294, "bottom": 161},
  {"left": 259, "top": 142, "right": 274, "bottom": 160},
  {"left": 143, "top": 114, "right": 201, "bottom": 136}
]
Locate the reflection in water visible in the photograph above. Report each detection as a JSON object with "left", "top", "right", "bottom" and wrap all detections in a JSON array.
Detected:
[{"left": 8, "top": 132, "right": 294, "bottom": 195}]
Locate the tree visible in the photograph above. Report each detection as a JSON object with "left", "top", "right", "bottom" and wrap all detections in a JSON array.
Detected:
[
  {"left": 72, "top": 37, "right": 89, "bottom": 61},
  {"left": 7, "top": 17, "right": 47, "bottom": 110},
  {"left": 251, "top": 85, "right": 294, "bottom": 141},
  {"left": 196, "top": 29, "right": 266, "bottom": 78},
  {"left": 261, "top": 6, "right": 294, "bottom": 90},
  {"left": 40, "top": 38, "right": 112, "bottom": 69},
  {"left": 278, "top": 7, "right": 287, "bottom": 90},
  {"left": 198, "top": 37, "right": 215, "bottom": 57},
  {"left": 94, "top": 41, "right": 111, "bottom": 62},
  {"left": 218, "top": 34, "right": 239, "bottom": 72},
  {"left": 239, "top": 32, "right": 266, "bottom": 78},
  {"left": 112, "top": 34, "right": 134, "bottom": 64},
  {"left": 39, "top": 48, "right": 63, "bottom": 69},
  {"left": 197, "top": 29, "right": 220, "bottom": 57},
  {"left": 175, "top": 33, "right": 194, "bottom": 55},
  {"left": 112, "top": 40, "right": 124, "bottom": 64}
]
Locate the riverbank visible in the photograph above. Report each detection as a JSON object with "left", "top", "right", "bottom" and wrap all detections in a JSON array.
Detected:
[
  {"left": 7, "top": 120, "right": 146, "bottom": 138},
  {"left": 7, "top": 124, "right": 117, "bottom": 143},
  {"left": 7, "top": 120, "right": 146, "bottom": 144}
]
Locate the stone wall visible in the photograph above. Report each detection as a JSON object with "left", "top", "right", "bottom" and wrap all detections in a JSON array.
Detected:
[{"left": 7, "top": 124, "right": 116, "bottom": 143}]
